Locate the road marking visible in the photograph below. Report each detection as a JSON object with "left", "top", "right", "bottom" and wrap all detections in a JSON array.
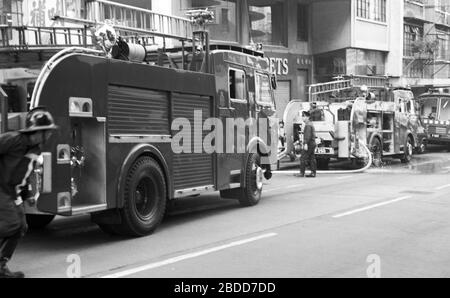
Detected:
[
  {"left": 336, "top": 176, "right": 353, "bottom": 180},
  {"left": 101, "top": 233, "right": 277, "bottom": 278},
  {"left": 435, "top": 184, "right": 450, "bottom": 191},
  {"left": 332, "top": 196, "right": 413, "bottom": 219},
  {"left": 266, "top": 184, "right": 304, "bottom": 193}
]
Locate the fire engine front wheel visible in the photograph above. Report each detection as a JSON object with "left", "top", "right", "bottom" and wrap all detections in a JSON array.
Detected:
[
  {"left": 239, "top": 154, "right": 263, "bottom": 207},
  {"left": 26, "top": 214, "right": 56, "bottom": 230},
  {"left": 117, "top": 157, "right": 167, "bottom": 237},
  {"left": 219, "top": 154, "right": 262, "bottom": 207}
]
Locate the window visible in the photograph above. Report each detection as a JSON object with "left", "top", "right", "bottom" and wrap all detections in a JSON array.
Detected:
[
  {"left": 0, "top": 0, "right": 23, "bottom": 26},
  {"left": 435, "top": 0, "right": 447, "bottom": 12},
  {"left": 440, "top": 97, "right": 450, "bottom": 120},
  {"left": 404, "top": 24, "right": 423, "bottom": 57},
  {"left": 436, "top": 30, "right": 449, "bottom": 60},
  {"left": 229, "top": 69, "right": 246, "bottom": 101},
  {"left": 357, "top": 0, "right": 387, "bottom": 23},
  {"left": 297, "top": 4, "right": 308, "bottom": 41},
  {"left": 255, "top": 73, "right": 273, "bottom": 106},
  {"left": 420, "top": 98, "right": 438, "bottom": 119},
  {"left": 249, "top": 0, "right": 287, "bottom": 46}
]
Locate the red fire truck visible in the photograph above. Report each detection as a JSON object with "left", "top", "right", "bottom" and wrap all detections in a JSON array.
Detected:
[{"left": 0, "top": 21, "right": 277, "bottom": 236}]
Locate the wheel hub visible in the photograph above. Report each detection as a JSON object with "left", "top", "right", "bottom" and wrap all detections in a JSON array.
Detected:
[
  {"left": 256, "top": 166, "right": 264, "bottom": 191},
  {"left": 408, "top": 142, "right": 413, "bottom": 156}
]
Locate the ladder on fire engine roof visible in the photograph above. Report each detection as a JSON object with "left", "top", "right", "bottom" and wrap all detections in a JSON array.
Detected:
[
  {"left": 54, "top": 0, "right": 194, "bottom": 43},
  {"left": 308, "top": 75, "right": 390, "bottom": 102},
  {"left": 308, "top": 79, "right": 352, "bottom": 102}
]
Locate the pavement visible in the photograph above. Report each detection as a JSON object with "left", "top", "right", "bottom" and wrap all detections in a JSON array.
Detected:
[{"left": 10, "top": 145, "right": 450, "bottom": 278}]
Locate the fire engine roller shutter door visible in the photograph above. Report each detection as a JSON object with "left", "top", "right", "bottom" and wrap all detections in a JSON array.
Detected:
[
  {"left": 172, "top": 93, "right": 214, "bottom": 190},
  {"left": 108, "top": 86, "right": 170, "bottom": 135},
  {"left": 274, "top": 81, "right": 291, "bottom": 121}
]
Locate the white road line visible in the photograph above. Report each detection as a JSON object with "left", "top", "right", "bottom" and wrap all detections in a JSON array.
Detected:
[
  {"left": 332, "top": 196, "right": 413, "bottom": 219},
  {"left": 101, "top": 233, "right": 277, "bottom": 278},
  {"left": 336, "top": 176, "right": 353, "bottom": 180},
  {"left": 435, "top": 184, "right": 450, "bottom": 191},
  {"left": 265, "top": 184, "right": 304, "bottom": 193}
]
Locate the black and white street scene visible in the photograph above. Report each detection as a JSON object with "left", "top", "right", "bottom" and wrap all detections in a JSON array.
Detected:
[{"left": 1, "top": 0, "right": 450, "bottom": 282}]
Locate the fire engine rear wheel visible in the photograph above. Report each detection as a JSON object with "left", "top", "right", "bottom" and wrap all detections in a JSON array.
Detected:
[
  {"left": 26, "top": 214, "right": 55, "bottom": 230},
  {"left": 370, "top": 138, "right": 383, "bottom": 168},
  {"left": 239, "top": 154, "right": 263, "bottom": 207},
  {"left": 400, "top": 136, "right": 414, "bottom": 164},
  {"left": 116, "top": 157, "right": 167, "bottom": 237}
]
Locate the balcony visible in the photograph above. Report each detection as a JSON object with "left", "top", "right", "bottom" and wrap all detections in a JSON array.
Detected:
[{"left": 404, "top": 0, "right": 426, "bottom": 22}]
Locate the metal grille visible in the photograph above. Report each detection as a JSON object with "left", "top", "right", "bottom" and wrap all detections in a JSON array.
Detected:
[
  {"left": 108, "top": 85, "right": 170, "bottom": 136},
  {"left": 172, "top": 93, "right": 213, "bottom": 190},
  {"left": 436, "top": 127, "right": 448, "bottom": 135}
]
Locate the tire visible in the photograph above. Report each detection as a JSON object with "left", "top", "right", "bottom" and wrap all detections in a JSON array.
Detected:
[
  {"left": 370, "top": 138, "right": 383, "bottom": 168},
  {"left": 316, "top": 158, "right": 330, "bottom": 170},
  {"left": 415, "top": 140, "right": 427, "bottom": 155},
  {"left": 239, "top": 154, "right": 263, "bottom": 207},
  {"left": 114, "top": 157, "right": 167, "bottom": 237},
  {"left": 26, "top": 214, "right": 55, "bottom": 230},
  {"left": 219, "top": 154, "right": 263, "bottom": 207},
  {"left": 401, "top": 136, "right": 414, "bottom": 164}
]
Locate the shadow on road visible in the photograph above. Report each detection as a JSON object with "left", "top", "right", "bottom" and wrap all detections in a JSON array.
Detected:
[{"left": 21, "top": 195, "right": 243, "bottom": 251}]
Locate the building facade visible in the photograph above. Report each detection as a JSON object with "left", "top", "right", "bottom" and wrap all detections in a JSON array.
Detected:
[
  {"left": 403, "top": 0, "right": 450, "bottom": 95},
  {"left": 3, "top": 0, "right": 450, "bottom": 115},
  {"left": 311, "top": 0, "right": 403, "bottom": 83}
]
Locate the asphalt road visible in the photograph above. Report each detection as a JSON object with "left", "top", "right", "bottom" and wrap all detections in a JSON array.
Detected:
[{"left": 11, "top": 146, "right": 450, "bottom": 278}]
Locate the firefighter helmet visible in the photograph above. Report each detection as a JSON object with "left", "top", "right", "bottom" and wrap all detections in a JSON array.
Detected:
[{"left": 20, "top": 107, "right": 58, "bottom": 133}]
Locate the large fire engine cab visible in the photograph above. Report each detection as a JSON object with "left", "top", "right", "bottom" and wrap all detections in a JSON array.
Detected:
[
  {"left": 0, "top": 3, "right": 277, "bottom": 236},
  {"left": 418, "top": 89, "right": 450, "bottom": 147}
]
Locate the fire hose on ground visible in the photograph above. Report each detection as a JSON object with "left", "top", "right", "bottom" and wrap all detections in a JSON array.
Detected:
[{"left": 272, "top": 142, "right": 373, "bottom": 175}]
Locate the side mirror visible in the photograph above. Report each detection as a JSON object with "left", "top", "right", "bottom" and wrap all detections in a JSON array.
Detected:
[{"left": 271, "top": 74, "right": 277, "bottom": 90}]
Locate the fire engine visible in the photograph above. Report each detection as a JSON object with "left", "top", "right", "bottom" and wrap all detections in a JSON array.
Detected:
[
  {"left": 0, "top": 4, "right": 277, "bottom": 236},
  {"left": 418, "top": 89, "right": 450, "bottom": 147},
  {"left": 279, "top": 78, "right": 427, "bottom": 168}
]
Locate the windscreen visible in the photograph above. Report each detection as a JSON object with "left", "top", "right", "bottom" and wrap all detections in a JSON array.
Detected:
[
  {"left": 440, "top": 97, "right": 450, "bottom": 121},
  {"left": 419, "top": 97, "right": 439, "bottom": 120}
]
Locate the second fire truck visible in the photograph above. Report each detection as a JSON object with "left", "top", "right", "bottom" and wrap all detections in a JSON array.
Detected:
[{"left": 280, "top": 80, "right": 427, "bottom": 168}]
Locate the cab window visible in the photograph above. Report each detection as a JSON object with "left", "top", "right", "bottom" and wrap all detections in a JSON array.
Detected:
[
  {"left": 229, "top": 69, "right": 246, "bottom": 101},
  {"left": 440, "top": 98, "right": 450, "bottom": 120},
  {"left": 255, "top": 73, "right": 273, "bottom": 106}
]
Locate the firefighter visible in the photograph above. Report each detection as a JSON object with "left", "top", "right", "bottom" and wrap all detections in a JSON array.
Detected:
[
  {"left": 295, "top": 111, "right": 317, "bottom": 178},
  {"left": 0, "top": 107, "right": 57, "bottom": 278},
  {"left": 278, "top": 121, "right": 286, "bottom": 150}
]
